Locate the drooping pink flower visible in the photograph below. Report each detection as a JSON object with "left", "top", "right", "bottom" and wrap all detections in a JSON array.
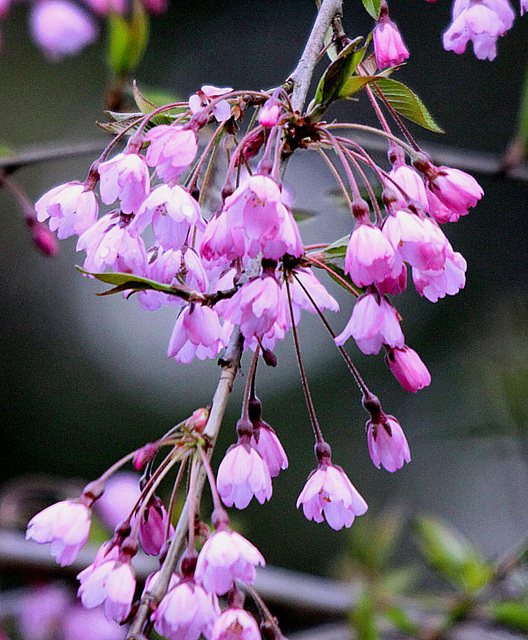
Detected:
[
  {"left": 335, "top": 293, "right": 404, "bottom": 355},
  {"left": 367, "top": 416, "right": 411, "bottom": 472},
  {"left": 29, "top": 0, "right": 98, "bottom": 61},
  {"left": 285, "top": 268, "right": 339, "bottom": 326},
  {"left": 189, "top": 85, "right": 233, "bottom": 123},
  {"left": 35, "top": 182, "right": 98, "bottom": 239},
  {"left": 77, "top": 213, "right": 147, "bottom": 274},
  {"left": 145, "top": 125, "right": 198, "bottom": 183},
  {"left": 29, "top": 221, "right": 60, "bottom": 256},
  {"left": 103, "top": 562, "right": 136, "bottom": 623},
  {"left": 297, "top": 464, "right": 368, "bottom": 530},
  {"left": 139, "top": 499, "right": 173, "bottom": 556},
  {"left": 217, "top": 444, "right": 272, "bottom": 509},
  {"left": 195, "top": 529, "right": 265, "bottom": 595},
  {"left": 345, "top": 222, "right": 396, "bottom": 287},
  {"left": 251, "top": 423, "right": 288, "bottom": 477},
  {"left": 386, "top": 346, "right": 431, "bottom": 392},
  {"left": 98, "top": 152, "right": 150, "bottom": 215},
  {"left": 373, "top": 15, "right": 409, "bottom": 69},
  {"left": 211, "top": 608, "right": 260, "bottom": 640},
  {"left": 152, "top": 580, "right": 220, "bottom": 640},
  {"left": 522, "top": 0, "right": 528, "bottom": 14},
  {"left": 259, "top": 96, "right": 282, "bottom": 127},
  {"left": 167, "top": 305, "right": 229, "bottom": 364},
  {"left": 428, "top": 166, "right": 483, "bottom": 218},
  {"left": 388, "top": 163, "right": 428, "bottom": 210},
  {"left": 376, "top": 263, "right": 407, "bottom": 295},
  {"left": 129, "top": 184, "right": 203, "bottom": 250},
  {"left": 443, "top": 0, "right": 515, "bottom": 60},
  {"left": 26, "top": 500, "right": 91, "bottom": 566},
  {"left": 412, "top": 248, "right": 467, "bottom": 302}
]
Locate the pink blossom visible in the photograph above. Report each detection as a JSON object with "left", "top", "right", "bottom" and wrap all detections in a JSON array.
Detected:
[
  {"left": 129, "top": 184, "right": 203, "bottom": 250},
  {"left": 29, "top": 0, "right": 98, "bottom": 61},
  {"left": 443, "top": 0, "right": 515, "bottom": 60},
  {"left": 428, "top": 166, "right": 483, "bottom": 218},
  {"left": 62, "top": 605, "right": 124, "bottom": 640},
  {"left": 98, "top": 152, "right": 150, "bottom": 215},
  {"left": 251, "top": 424, "right": 288, "bottom": 477},
  {"left": 0, "top": 0, "right": 9, "bottom": 18},
  {"left": 388, "top": 163, "right": 428, "bottom": 210},
  {"left": 297, "top": 464, "right": 368, "bottom": 530},
  {"left": 77, "top": 213, "right": 147, "bottom": 274},
  {"left": 335, "top": 293, "right": 404, "bottom": 355},
  {"left": 195, "top": 530, "right": 265, "bottom": 595},
  {"left": 285, "top": 268, "right": 339, "bottom": 326},
  {"left": 211, "top": 608, "right": 260, "bottom": 640},
  {"left": 139, "top": 499, "right": 173, "bottom": 556},
  {"left": 35, "top": 182, "right": 98, "bottom": 239},
  {"left": 78, "top": 559, "right": 118, "bottom": 610},
  {"left": 152, "top": 580, "right": 220, "bottom": 640},
  {"left": 522, "top": 0, "right": 528, "bottom": 14},
  {"left": 376, "top": 263, "right": 407, "bottom": 295},
  {"left": 345, "top": 222, "right": 396, "bottom": 287},
  {"left": 145, "top": 125, "right": 198, "bottom": 183},
  {"left": 104, "top": 562, "right": 136, "bottom": 623},
  {"left": 373, "top": 16, "right": 409, "bottom": 69},
  {"left": 412, "top": 249, "right": 467, "bottom": 302},
  {"left": 18, "top": 584, "right": 70, "bottom": 640},
  {"left": 29, "top": 222, "right": 60, "bottom": 256},
  {"left": 26, "top": 500, "right": 91, "bottom": 566},
  {"left": 427, "top": 189, "right": 459, "bottom": 224},
  {"left": 167, "top": 305, "right": 229, "bottom": 364},
  {"left": 367, "top": 416, "right": 410, "bottom": 472},
  {"left": 386, "top": 346, "right": 431, "bottom": 392},
  {"left": 217, "top": 444, "right": 272, "bottom": 509},
  {"left": 259, "top": 97, "right": 282, "bottom": 127},
  {"left": 94, "top": 472, "right": 141, "bottom": 531},
  {"left": 189, "top": 85, "right": 233, "bottom": 123},
  {"left": 85, "top": 0, "right": 125, "bottom": 15}
]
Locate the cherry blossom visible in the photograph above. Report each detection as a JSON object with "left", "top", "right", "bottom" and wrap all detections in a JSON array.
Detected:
[{"left": 367, "top": 415, "right": 411, "bottom": 472}]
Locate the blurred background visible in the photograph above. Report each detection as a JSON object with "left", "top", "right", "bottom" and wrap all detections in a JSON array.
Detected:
[{"left": 1, "top": 1, "right": 528, "bottom": 636}]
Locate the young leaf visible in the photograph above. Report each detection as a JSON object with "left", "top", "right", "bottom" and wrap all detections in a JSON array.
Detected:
[
  {"left": 372, "top": 78, "right": 444, "bottom": 133},
  {"left": 107, "top": 0, "right": 149, "bottom": 78},
  {"left": 323, "top": 235, "right": 349, "bottom": 259},
  {"left": 383, "top": 606, "right": 419, "bottom": 635},
  {"left": 75, "top": 267, "right": 191, "bottom": 298},
  {"left": 133, "top": 80, "right": 157, "bottom": 115},
  {"left": 362, "top": 0, "right": 381, "bottom": 20},
  {"left": 492, "top": 602, "right": 528, "bottom": 631}
]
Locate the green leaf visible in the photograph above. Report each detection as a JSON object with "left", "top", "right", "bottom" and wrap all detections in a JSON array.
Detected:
[
  {"left": 362, "top": 0, "right": 381, "bottom": 20},
  {"left": 371, "top": 78, "right": 444, "bottom": 133},
  {"left": 348, "top": 510, "right": 405, "bottom": 573},
  {"left": 383, "top": 606, "right": 419, "bottom": 635},
  {"left": 350, "top": 590, "right": 379, "bottom": 640},
  {"left": 416, "top": 516, "right": 494, "bottom": 592},
  {"left": 323, "top": 235, "right": 349, "bottom": 259},
  {"left": 311, "top": 37, "right": 367, "bottom": 113},
  {"left": 133, "top": 80, "right": 157, "bottom": 114},
  {"left": 76, "top": 267, "right": 191, "bottom": 298},
  {"left": 107, "top": 0, "right": 149, "bottom": 77},
  {"left": 492, "top": 601, "right": 528, "bottom": 631},
  {"left": 291, "top": 208, "right": 317, "bottom": 222}
]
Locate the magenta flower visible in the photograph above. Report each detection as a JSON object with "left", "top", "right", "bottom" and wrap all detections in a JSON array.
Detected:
[
  {"left": 211, "top": 608, "right": 260, "bottom": 640},
  {"left": 98, "top": 152, "right": 150, "bottom": 215},
  {"left": 522, "top": 0, "right": 528, "bottom": 14},
  {"left": 367, "top": 416, "right": 410, "bottom": 472},
  {"left": 195, "top": 529, "right": 265, "bottom": 595},
  {"left": 217, "top": 444, "right": 272, "bottom": 509},
  {"left": 29, "top": 0, "right": 98, "bottom": 61},
  {"left": 152, "top": 580, "right": 220, "bottom": 640},
  {"left": 388, "top": 163, "right": 428, "bottom": 210},
  {"left": 297, "top": 464, "right": 368, "bottom": 530},
  {"left": 335, "top": 293, "right": 404, "bottom": 355},
  {"left": 167, "top": 305, "right": 229, "bottom": 364},
  {"left": 412, "top": 249, "right": 467, "bottom": 302},
  {"left": 35, "top": 182, "right": 98, "bottom": 239},
  {"left": 139, "top": 499, "right": 173, "bottom": 556},
  {"left": 26, "top": 500, "right": 91, "bottom": 566},
  {"left": 189, "top": 85, "right": 233, "bottom": 123},
  {"left": 259, "top": 98, "right": 282, "bottom": 127},
  {"left": 345, "top": 222, "right": 396, "bottom": 287},
  {"left": 428, "top": 166, "right": 483, "bottom": 218},
  {"left": 373, "top": 15, "right": 409, "bottom": 69},
  {"left": 251, "top": 424, "right": 288, "bottom": 478},
  {"left": 145, "top": 125, "right": 198, "bottom": 183},
  {"left": 386, "top": 346, "right": 431, "bottom": 392}
]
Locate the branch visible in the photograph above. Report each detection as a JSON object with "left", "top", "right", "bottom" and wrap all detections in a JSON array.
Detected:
[
  {"left": 126, "top": 328, "right": 244, "bottom": 640},
  {"left": 287, "top": 0, "right": 343, "bottom": 112}
]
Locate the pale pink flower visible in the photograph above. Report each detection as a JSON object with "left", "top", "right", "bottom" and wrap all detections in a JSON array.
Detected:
[
  {"left": 428, "top": 166, "right": 483, "bottom": 218},
  {"left": 152, "top": 580, "right": 220, "bottom": 640},
  {"left": 285, "top": 268, "right": 339, "bottom": 326},
  {"left": 388, "top": 163, "right": 428, "bottom": 210},
  {"left": 195, "top": 530, "right": 265, "bottom": 595},
  {"left": 373, "top": 16, "right": 409, "bottom": 69},
  {"left": 29, "top": 0, "right": 98, "bottom": 61},
  {"left": 78, "top": 559, "right": 118, "bottom": 610},
  {"left": 145, "top": 125, "right": 198, "bottom": 183},
  {"left": 522, "top": 0, "right": 528, "bottom": 14},
  {"left": 367, "top": 416, "right": 410, "bottom": 472},
  {"left": 129, "top": 184, "right": 203, "bottom": 250},
  {"left": 211, "top": 608, "right": 260, "bottom": 640},
  {"left": 139, "top": 499, "right": 173, "bottom": 556},
  {"left": 412, "top": 248, "right": 467, "bottom": 302},
  {"left": 251, "top": 424, "right": 288, "bottom": 477},
  {"left": 259, "top": 96, "right": 282, "bottom": 127},
  {"left": 104, "top": 562, "right": 136, "bottom": 623},
  {"left": 217, "top": 444, "right": 272, "bottom": 509},
  {"left": 386, "top": 346, "right": 431, "bottom": 392},
  {"left": 98, "top": 152, "right": 150, "bottom": 215},
  {"left": 427, "top": 189, "right": 459, "bottom": 224},
  {"left": 167, "top": 305, "right": 229, "bottom": 364},
  {"left": 77, "top": 213, "right": 147, "bottom": 274},
  {"left": 335, "top": 293, "right": 404, "bottom": 355},
  {"left": 297, "top": 464, "right": 368, "bottom": 530},
  {"left": 94, "top": 472, "right": 140, "bottom": 531},
  {"left": 189, "top": 85, "right": 233, "bottom": 123},
  {"left": 346, "top": 222, "right": 396, "bottom": 287},
  {"left": 35, "top": 182, "right": 98, "bottom": 239},
  {"left": 26, "top": 500, "right": 91, "bottom": 566}
]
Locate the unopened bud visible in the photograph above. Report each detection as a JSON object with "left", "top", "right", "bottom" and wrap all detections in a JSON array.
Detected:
[
  {"left": 29, "top": 221, "right": 59, "bottom": 256},
  {"left": 133, "top": 443, "right": 159, "bottom": 470},
  {"left": 261, "top": 348, "right": 278, "bottom": 367},
  {"left": 187, "top": 407, "right": 209, "bottom": 433}
]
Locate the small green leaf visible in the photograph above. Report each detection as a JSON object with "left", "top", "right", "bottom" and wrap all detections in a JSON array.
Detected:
[
  {"left": 350, "top": 590, "right": 379, "bottom": 640},
  {"left": 133, "top": 80, "right": 157, "bottom": 115},
  {"left": 76, "top": 267, "right": 190, "bottom": 298},
  {"left": 383, "top": 606, "right": 419, "bottom": 635},
  {"left": 107, "top": 0, "right": 149, "bottom": 77},
  {"left": 372, "top": 78, "right": 444, "bottom": 133},
  {"left": 492, "top": 601, "right": 528, "bottom": 631},
  {"left": 362, "top": 0, "right": 381, "bottom": 20},
  {"left": 416, "top": 516, "right": 493, "bottom": 592},
  {"left": 323, "top": 235, "right": 349, "bottom": 259},
  {"left": 291, "top": 208, "right": 317, "bottom": 222}
]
